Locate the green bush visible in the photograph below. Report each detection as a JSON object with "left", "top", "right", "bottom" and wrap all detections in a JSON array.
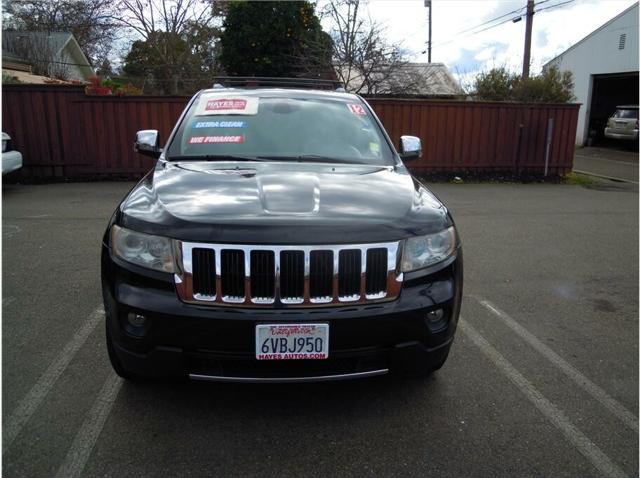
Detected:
[{"left": 474, "top": 66, "right": 574, "bottom": 103}]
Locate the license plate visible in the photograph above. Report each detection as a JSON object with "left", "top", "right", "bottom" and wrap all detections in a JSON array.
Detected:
[{"left": 255, "top": 323, "right": 329, "bottom": 360}]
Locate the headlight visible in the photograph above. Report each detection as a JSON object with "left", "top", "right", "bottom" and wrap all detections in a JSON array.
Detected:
[
  {"left": 111, "top": 225, "right": 176, "bottom": 273},
  {"left": 401, "top": 226, "right": 457, "bottom": 272}
]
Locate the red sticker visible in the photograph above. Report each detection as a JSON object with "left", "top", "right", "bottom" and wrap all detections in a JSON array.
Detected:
[
  {"left": 188, "top": 135, "right": 245, "bottom": 144},
  {"left": 347, "top": 103, "right": 367, "bottom": 115},
  {"left": 205, "top": 99, "right": 247, "bottom": 111}
]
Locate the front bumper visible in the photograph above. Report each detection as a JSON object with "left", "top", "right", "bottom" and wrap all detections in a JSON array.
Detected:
[{"left": 102, "top": 244, "right": 463, "bottom": 381}]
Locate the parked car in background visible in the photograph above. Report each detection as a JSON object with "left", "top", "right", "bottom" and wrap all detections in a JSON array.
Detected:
[
  {"left": 604, "top": 105, "right": 639, "bottom": 141},
  {"left": 101, "top": 77, "right": 463, "bottom": 383},
  {"left": 2, "top": 132, "right": 22, "bottom": 175}
]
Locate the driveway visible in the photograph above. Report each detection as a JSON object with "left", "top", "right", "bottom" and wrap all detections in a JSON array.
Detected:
[
  {"left": 2, "top": 180, "right": 638, "bottom": 477},
  {"left": 573, "top": 146, "right": 639, "bottom": 183}
]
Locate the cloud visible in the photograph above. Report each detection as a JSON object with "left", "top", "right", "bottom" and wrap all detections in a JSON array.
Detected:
[{"left": 355, "top": 0, "right": 637, "bottom": 78}]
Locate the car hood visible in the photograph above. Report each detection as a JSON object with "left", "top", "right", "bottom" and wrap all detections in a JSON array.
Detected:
[{"left": 118, "top": 160, "right": 451, "bottom": 244}]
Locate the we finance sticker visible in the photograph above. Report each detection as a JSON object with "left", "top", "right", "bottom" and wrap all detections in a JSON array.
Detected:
[
  {"left": 196, "top": 95, "right": 259, "bottom": 116},
  {"left": 188, "top": 135, "right": 245, "bottom": 144}
]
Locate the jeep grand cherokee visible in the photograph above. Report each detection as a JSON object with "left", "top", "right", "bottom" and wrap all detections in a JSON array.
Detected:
[{"left": 101, "top": 78, "right": 463, "bottom": 383}]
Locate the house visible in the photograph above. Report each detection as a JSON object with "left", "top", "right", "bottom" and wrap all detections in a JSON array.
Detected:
[
  {"left": 2, "top": 31, "right": 94, "bottom": 83},
  {"left": 543, "top": 3, "right": 639, "bottom": 145},
  {"left": 339, "top": 62, "right": 464, "bottom": 98}
]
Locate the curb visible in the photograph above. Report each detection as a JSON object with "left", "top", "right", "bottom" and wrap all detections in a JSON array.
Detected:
[{"left": 572, "top": 169, "right": 639, "bottom": 185}]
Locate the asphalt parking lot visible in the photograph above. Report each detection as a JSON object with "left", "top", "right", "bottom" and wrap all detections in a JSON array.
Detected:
[{"left": 3, "top": 179, "right": 638, "bottom": 477}]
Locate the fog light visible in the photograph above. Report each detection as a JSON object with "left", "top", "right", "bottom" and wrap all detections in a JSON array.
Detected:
[
  {"left": 127, "top": 312, "right": 147, "bottom": 327},
  {"left": 426, "top": 308, "right": 444, "bottom": 323}
]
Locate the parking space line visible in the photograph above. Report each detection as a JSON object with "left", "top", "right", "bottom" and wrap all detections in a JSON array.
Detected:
[
  {"left": 3, "top": 306, "right": 105, "bottom": 454},
  {"left": 459, "top": 319, "right": 629, "bottom": 478},
  {"left": 472, "top": 297, "right": 638, "bottom": 433},
  {"left": 54, "top": 372, "right": 122, "bottom": 478}
]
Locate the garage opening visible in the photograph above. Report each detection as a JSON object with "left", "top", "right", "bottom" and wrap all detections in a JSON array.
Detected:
[{"left": 586, "top": 72, "right": 639, "bottom": 146}]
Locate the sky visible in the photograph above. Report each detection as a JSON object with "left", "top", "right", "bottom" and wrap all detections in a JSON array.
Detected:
[{"left": 328, "top": 0, "right": 637, "bottom": 85}]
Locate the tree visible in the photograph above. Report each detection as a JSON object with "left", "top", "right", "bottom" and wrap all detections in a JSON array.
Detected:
[
  {"left": 2, "top": 0, "right": 119, "bottom": 65},
  {"left": 117, "top": 0, "right": 223, "bottom": 94},
  {"left": 219, "top": 1, "right": 331, "bottom": 78},
  {"left": 473, "top": 66, "right": 574, "bottom": 103},
  {"left": 321, "top": 0, "right": 417, "bottom": 95},
  {"left": 123, "top": 28, "right": 216, "bottom": 94}
]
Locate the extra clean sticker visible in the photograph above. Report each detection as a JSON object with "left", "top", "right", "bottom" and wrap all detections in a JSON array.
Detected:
[
  {"left": 347, "top": 103, "right": 367, "bottom": 115},
  {"left": 196, "top": 95, "right": 259, "bottom": 116},
  {"left": 188, "top": 135, "right": 245, "bottom": 144},
  {"left": 194, "top": 120, "right": 245, "bottom": 129}
]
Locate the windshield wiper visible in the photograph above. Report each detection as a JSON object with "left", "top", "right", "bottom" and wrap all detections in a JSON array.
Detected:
[
  {"left": 256, "top": 155, "right": 362, "bottom": 164},
  {"left": 169, "top": 154, "right": 267, "bottom": 162}
]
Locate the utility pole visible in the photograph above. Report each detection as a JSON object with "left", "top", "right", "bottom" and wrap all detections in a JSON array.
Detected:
[
  {"left": 522, "top": 0, "right": 534, "bottom": 77},
  {"left": 425, "top": 0, "right": 432, "bottom": 63}
]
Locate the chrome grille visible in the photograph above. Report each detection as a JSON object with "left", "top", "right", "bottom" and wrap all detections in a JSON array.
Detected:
[{"left": 177, "top": 241, "right": 402, "bottom": 308}]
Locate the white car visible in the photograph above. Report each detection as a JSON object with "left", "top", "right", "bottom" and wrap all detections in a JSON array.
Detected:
[
  {"left": 604, "top": 105, "right": 639, "bottom": 141},
  {"left": 2, "top": 132, "right": 23, "bottom": 175}
]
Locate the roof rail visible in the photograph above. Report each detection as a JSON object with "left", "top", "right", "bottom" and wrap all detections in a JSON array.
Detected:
[{"left": 213, "top": 76, "right": 345, "bottom": 91}]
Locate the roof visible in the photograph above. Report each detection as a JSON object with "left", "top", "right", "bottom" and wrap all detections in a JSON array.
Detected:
[
  {"left": 3, "top": 31, "right": 75, "bottom": 56},
  {"left": 1, "top": 31, "right": 94, "bottom": 78},
  {"left": 341, "top": 62, "right": 464, "bottom": 97},
  {"left": 543, "top": 2, "right": 639, "bottom": 67}
]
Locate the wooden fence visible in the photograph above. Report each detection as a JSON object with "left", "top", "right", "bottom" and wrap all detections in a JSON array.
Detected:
[{"left": 2, "top": 85, "right": 579, "bottom": 179}]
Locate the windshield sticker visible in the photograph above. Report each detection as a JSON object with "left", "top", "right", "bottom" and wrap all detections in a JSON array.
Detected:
[
  {"left": 193, "top": 121, "right": 245, "bottom": 129},
  {"left": 196, "top": 95, "right": 259, "bottom": 116},
  {"left": 188, "top": 135, "right": 245, "bottom": 144},
  {"left": 347, "top": 103, "right": 367, "bottom": 116},
  {"left": 369, "top": 142, "right": 380, "bottom": 154}
]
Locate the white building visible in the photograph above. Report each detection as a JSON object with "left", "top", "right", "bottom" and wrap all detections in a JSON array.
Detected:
[{"left": 544, "top": 3, "right": 639, "bottom": 145}]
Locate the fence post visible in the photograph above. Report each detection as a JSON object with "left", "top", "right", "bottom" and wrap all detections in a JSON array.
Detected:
[{"left": 544, "top": 117, "right": 554, "bottom": 177}]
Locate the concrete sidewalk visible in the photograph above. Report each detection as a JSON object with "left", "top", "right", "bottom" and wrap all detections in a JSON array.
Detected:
[{"left": 574, "top": 146, "right": 639, "bottom": 183}]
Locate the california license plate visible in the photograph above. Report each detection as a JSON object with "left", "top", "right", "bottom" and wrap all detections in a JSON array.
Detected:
[{"left": 255, "top": 324, "right": 329, "bottom": 360}]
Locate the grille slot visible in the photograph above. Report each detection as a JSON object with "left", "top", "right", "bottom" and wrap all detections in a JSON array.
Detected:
[
  {"left": 280, "top": 251, "right": 305, "bottom": 301},
  {"left": 366, "top": 248, "right": 388, "bottom": 296},
  {"left": 338, "top": 249, "right": 361, "bottom": 298},
  {"left": 192, "top": 248, "right": 215, "bottom": 298},
  {"left": 221, "top": 250, "right": 245, "bottom": 300},
  {"left": 250, "top": 250, "right": 275, "bottom": 301},
  {"left": 310, "top": 250, "right": 334, "bottom": 300}
]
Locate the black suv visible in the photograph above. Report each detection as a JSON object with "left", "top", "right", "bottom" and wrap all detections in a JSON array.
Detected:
[{"left": 101, "top": 78, "right": 463, "bottom": 383}]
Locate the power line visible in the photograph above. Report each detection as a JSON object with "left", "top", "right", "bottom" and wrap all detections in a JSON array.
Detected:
[
  {"left": 535, "top": 0, "right": 576, "bottom": 14},
  {"left": 429, "top": 12, "right": 523, "bottom": 49},
  {"left": 424, "top": 4, "right": 526, "bottom": 49},
  {"left": 421, "top": 0, "right": 576, "bottom": 53}
]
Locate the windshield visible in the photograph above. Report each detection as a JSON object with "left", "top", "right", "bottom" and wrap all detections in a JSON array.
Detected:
[
  {"left": 612, "top": 109, "right": 638, "bottom": 119},
  {"left": 166, "top": 94, "right": 395, "bottom": 165}
]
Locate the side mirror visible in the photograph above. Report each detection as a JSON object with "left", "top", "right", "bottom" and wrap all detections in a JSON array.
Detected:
[
  {"left": 399, "top": 135, "right": 422, "bottom": 161},
  {"left": 134, "top": 130, "right": 162, "bottom": 158}
]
